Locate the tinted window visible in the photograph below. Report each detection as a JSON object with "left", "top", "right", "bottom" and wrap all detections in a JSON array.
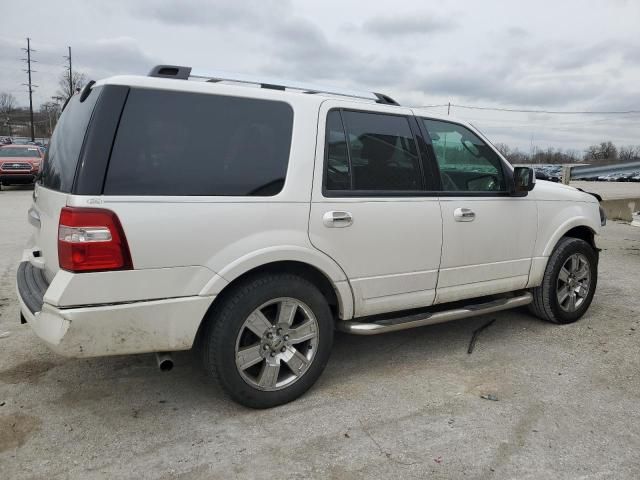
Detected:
[
  {"left": 104, "top": 89, "right": 293, "bottom": 196},
  {"left": 40, "top": 88, "right": 101, "bottom": 192},
  {"left": 422, "top": 119, "right": 506, "bottom": 192},
  {"left": 325, "top": 111, "right": 350, "bottom": 190},
  {"left": 339, "top": 111, "right": 422, "bottom": 191}
]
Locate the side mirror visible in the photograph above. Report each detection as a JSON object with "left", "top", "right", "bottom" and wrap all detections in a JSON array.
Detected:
[{"left": 512, "top": 166, "right": 535, "bottom": 195}]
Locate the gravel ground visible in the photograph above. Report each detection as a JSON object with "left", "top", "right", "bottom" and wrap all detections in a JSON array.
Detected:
[{"left": 1, "top": 185, "right": 639, "bottom": 479}]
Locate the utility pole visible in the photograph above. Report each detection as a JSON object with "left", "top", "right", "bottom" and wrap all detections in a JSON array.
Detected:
[
  {"left": 21, "top": 37, "right": 37, "bottom": 141},
  {"left": 64, "top": 46, "right": 73, "bottom": 98},
  {"left": 447, "top": 101, "right": 451, "bottom": 116}
]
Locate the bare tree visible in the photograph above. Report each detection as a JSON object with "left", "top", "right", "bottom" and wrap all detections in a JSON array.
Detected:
[
  {"left": 493, "top": 142, "right": 510, "bottom": 156},
  {"left": 618, "top": 145, "right": 640, "bottom": 163},
  {"left": 584, "top": 141, "right": 617, "bottom": 162},
  {"left": 0, "top": 92, "right": 17, "bottom": 114},
  {"left": 39, "top": 101, "right": 62, "bottom": 137},
  {"left": 56, "top": 70, "right": 88, "bottom": 102}
]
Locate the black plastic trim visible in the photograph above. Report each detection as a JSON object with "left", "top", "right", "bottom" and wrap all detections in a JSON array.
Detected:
[
  {"left": 148, "top": 65, "right": 192, "bottom": 80},
  {"left": 373, "top": 92, "right": 400, "bottom": 106},
  {"left": 79, "top": 81, "right": 96, "bottom": 102},
  {"left": 322, "top": 189, "right": 440, "bottom": 198},
  {"left": 72, "top": 85, "right": 130, "bottom": 195},
  {"left": 576, "top": 187, "right": 603, "bottom": 202},
  {"left": 17, "top": 262, "right": 49, "bottom": 314}
]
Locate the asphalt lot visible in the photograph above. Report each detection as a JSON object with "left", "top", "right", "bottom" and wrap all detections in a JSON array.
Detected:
[{"left": 1, "top": 185, "right": 639, "bottom": 479}]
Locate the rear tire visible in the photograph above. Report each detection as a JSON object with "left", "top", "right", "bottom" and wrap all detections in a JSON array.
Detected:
[
  {"left": 529, "top": 237, "right": 598, "bottom": 324},
  {"left": 201, "top": 273, "right": 334, "bottom": 408}
]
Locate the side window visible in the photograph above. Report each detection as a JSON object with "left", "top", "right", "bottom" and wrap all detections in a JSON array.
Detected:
[
  {"left": 325, "top": 110, "right": 422, "bottom": 192},
  {"left": 325, "top": 111, "right": 351, "bottom": 190},
  {"left": 104, "top": 89, "right": 293, "bottom": 196},
  {"left": 422, "top": 119, "right": 506, "bottom": 192}
]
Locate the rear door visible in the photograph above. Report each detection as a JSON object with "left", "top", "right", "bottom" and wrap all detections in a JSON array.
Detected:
[
  {"left": 309, "top": 102, "right": 443, "bottom": 317},
  {"left": 418, "top": 117, "right": 537, "bottom": 303}
]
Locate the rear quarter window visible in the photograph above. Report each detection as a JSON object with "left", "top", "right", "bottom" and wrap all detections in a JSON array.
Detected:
[
  {"left": 40, "top": 88, "right": 102, "bottom": 192},
  {"left": 104, "top": 89, "right": 294, "bottom": 196}
]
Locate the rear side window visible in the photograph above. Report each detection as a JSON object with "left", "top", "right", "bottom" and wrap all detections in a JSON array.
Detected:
[
  {"left": 104, "top": 89, "right": 294, "bottom": 196},
  {"left": 40, "top": 88, "right": 102, "bottom": 192},
  {"left": 325, "top": 110, "right": 423, "bottom": 193}
]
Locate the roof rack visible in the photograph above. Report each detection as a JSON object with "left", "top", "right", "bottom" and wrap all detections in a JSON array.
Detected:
[{"left": 148, "top": 65, "right": 400, "bottom": 106}]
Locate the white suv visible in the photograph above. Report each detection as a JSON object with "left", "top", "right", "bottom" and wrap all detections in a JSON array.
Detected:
[{"left": 17, "top": 65, "right": 605, "bottom": 408}]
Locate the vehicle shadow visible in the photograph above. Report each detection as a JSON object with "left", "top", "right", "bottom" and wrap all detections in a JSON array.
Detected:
[
  {"left": 0, "top": 184, "right": 35, "bottom": 192},
  {"left": 38, "top": 308, "right": 541, "bottom": 417}
]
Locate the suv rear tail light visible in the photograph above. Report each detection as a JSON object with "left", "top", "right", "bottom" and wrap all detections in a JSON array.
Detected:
[{"left": 58, "top": 207, "right": 133, "bottom": 272}]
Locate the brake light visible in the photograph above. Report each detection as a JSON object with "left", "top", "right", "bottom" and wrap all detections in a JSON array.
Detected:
[{"left": 58, "top": 207, "right": 132, "bottom": 272}]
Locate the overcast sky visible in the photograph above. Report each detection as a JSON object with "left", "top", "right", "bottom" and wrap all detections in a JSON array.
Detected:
[{"left": 1, "top": 0, "right": 639, "bottom": 151}]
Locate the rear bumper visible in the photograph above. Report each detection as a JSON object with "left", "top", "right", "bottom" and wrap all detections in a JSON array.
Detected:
[{"left": 17, "top": 262, "right": 214, "bottom": 357}]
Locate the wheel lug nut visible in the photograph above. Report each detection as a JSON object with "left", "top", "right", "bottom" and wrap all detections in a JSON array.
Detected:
[
  {"left": 281, "top": 347, "right": 286, "bottom": 353},
  {"left": 263, "top": 345, "right": 269, "bottom": 351},
  {"left": 270, "top": 352, "right": 275, "bottom": 357},
  {"left": 277, "top": 328, "right": 283, "bottom": 335},
  {"left": 267, "top": 332, "right": 273, "bottom": 339},
  {"left": 283, "top": 335, "right": 289, "bottom": 341}
]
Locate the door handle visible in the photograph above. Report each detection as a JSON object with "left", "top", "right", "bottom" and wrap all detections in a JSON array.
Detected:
[
  {"left": 453, "top": 207, "right": 475, "bottom": 222},
  {"left": 323, "top": 211, "right": 353, "bottom": 228}
]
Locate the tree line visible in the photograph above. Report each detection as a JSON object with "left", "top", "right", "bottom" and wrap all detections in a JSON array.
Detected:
[
  {"left": 1, "top": 69, "right": 87, "bottom": 139},
  {"left": 494, "top": 141, "right": 640, "bottom": 165}
]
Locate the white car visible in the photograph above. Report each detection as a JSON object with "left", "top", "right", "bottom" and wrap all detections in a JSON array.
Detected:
[{"left": 17, "top": 66, "right": 606, "bottom": 408}]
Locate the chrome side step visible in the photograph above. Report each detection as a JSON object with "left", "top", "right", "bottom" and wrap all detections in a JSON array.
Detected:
[{"left": 336, "top": 292, "right": 533, "bottom": 335}]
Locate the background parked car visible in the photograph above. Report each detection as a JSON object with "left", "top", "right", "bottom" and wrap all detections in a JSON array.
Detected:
[{"left": 0, "top": 144, "right": 43, "bottom": 189}]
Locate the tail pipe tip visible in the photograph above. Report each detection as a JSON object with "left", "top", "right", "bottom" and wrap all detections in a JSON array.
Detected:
[{"left": 155, "top": 352, "right": 174, "bottom": 372}]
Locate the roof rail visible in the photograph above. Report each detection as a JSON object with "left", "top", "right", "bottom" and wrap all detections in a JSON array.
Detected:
[{"left": 148, "top": 65, "right": 400, "bottom": 105}]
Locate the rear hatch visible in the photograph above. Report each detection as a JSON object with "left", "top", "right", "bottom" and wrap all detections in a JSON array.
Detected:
[{"left": 29, "top": 88, "right": 103, "bottom": 281}]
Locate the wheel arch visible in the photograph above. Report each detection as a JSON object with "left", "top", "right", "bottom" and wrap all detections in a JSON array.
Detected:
[
  {"left": 561, "top": 225, "right": 597, "bottom": 249},
  {"left": 195, "top": 247, "right": 354, "bottom": 342},
  {"left": 541, "top": 217, "right": 599, "bottom": 257}
]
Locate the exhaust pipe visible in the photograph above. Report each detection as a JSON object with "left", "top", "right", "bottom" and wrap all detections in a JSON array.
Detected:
[{"left": 155, "top": 352, "right": 174, "bottom": 372}]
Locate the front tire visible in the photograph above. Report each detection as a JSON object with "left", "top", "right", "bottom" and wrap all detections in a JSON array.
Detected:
[
  {"left": 529, "top": 237, "right": 598, "bottom": 324},
  {"left": 201, "top": 273, "right": 334, "bottom": 408}
]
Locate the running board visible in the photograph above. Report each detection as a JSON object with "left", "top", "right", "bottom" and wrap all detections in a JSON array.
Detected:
[{"left": 336, "top": 292, "right": 533, "bottom": 335}]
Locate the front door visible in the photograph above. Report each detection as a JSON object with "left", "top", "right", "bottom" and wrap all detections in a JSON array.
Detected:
[
  {"left": 309, "top": 102, "right": 443, "bottom": 317},
  {"left": 418, "top": 117, "right": 537, "bottom": 304}
]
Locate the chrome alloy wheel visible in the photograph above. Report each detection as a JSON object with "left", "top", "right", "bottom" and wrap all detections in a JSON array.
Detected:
[
  {"left": 556, "top": 253, "right": 591, "bottom": 312},
  {"left": 234, "top": 298, "right": 319, "bottom": 391}
]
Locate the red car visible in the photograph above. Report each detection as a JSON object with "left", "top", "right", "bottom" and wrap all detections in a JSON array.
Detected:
[{"left": 0, "top": 145, "right": 44, "bottom": 189}]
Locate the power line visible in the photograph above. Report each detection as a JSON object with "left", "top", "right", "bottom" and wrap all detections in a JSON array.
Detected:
[{"left": 415, "top": 103, "right": 640, "bottom": 115}]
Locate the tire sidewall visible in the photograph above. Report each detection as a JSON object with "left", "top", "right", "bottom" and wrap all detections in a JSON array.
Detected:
[
  {"left": 546, "top": 238, "right": 598, "bottom": 324},
  {"left": 207, "top": 274, "right": 334, "bottom": 408}
]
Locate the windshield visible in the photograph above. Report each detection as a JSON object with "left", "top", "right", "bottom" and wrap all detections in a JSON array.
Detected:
[{"left": 0, "top": 147, "right": 42, "bottom": 158}]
